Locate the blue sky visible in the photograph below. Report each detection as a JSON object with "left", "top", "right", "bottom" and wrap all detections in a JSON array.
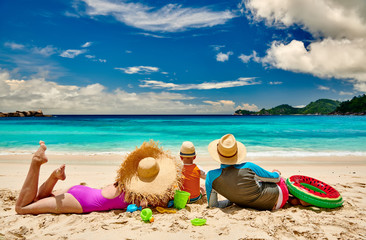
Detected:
[{"left": 1, "top": 0, "right": 366, "bottom": 114}]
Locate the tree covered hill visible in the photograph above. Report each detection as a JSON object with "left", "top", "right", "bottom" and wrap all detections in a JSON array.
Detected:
[
  {"left": 331, "top": 94, "right": 366, "bottom": 115},
  {"left": 235, "top": 99, "right": 342, "bottom": 115},
  {"left": 302, "top": 99, "right": 341, "bottom": 114}
]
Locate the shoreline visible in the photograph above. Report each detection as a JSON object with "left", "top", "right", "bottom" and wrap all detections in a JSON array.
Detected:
[{"left": 0, "top": 153, "right": 365, "bottom": 165}]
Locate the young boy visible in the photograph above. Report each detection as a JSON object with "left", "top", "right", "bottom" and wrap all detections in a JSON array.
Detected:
[{"left": 180, "top": 141, "right": 206, "bottom": 203}]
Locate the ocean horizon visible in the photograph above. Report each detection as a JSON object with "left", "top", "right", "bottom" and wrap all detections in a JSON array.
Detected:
[{"left": 1, "top": 115, "right": 365, "bottom": 158}]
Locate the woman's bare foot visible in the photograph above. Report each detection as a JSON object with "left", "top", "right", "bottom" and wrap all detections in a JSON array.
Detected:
[
  {"left": 288, "top": 196, "right": 312, "bottom": 207},
  {"left": 32, "top": 141, "right": 48, "bottom": 165},
  {"left": 53, "top": 164, "right": 66, "bottom": 181},
  {"left": 299, "top": 199, "right": 312, "bottom": 207},
  {"left": 288, "top": 196, "right": 301, "bottom": 206}
]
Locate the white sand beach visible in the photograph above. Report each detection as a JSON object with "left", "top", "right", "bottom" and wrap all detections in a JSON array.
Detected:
[{"left": 1, "top": 154, "right": 366, "bottom": 240}]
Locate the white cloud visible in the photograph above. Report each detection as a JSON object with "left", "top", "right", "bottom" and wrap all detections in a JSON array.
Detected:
[
  {"left": 139, "top": 77, "right": 261, "bottom": 90},
  {"left": 269, "top": 81, "right": 282, "bottom": 85},
  {"left": 236, "top": 103, "right": 259, "bottom": 112},
  {"left": 238, "top": 54, "right": 251, "bottom": 63},
  {"left": 294, "top": 105, "right": 306, "bottom": 108},
  {"left": 204, "top": 100, "right": 235, "bottom": 106},
  {"left": 5, "top": 43, "right": 57, "bottom": 57},
  {"left": 354, "top": 82, "right": 366, "bottom": 92},
  {"left": 78, "top": 0, "right": 237, "bottom": 32},
  {"left": 32, "top": 45, "right": 57, "bottom": 57},
  {"left": 2, "top": 52, "right": 66, "bottom": 80},
  {"left": 239, "top": 51, "right": 260, "bottom": 63},
  {"left": 115, "top": 66, "right": 159, "bottom": 74},
  {"left": 85, "top": 55, "right": 106, "bottom": 62},
  {"left": 262, "top": 39, "right": 366, "bottom": 84},
  {"left": 203, "top": 100, "right": 238, "bottom": 112},
  {"left": 4, "top": 42, "right": 25, "bottom": 50},
  {"left": 211, "top": 45, "right": 225, "bottom": 51},
  {"left": 138, "top": 32, "right": 168, "bottom": 38},
  {"left": 0, "top": 69, "right": 240, "bottom": 114},
  {"left": 244, "top": 0, "right": 366, "bottom": 39},
  {"left": 244, "top": 0, "right": 366, "bottom": 93},
  {"left": 216, "top": 51, "right": 233, "bottom": 62},
  {"left": 81, "top": 42, "right": 93, "bottom": 48},
  {"left": 339, "top": 91, "right": 354, "bottom": 96},
  {"left": 318, "top": 85, "right": 330, "bottom": 91},
  {"left": 204, "top": 100, "right": 259, "bottom": 113},
  {"left": 60, "top": 49, "right": 86, "bottom": 58},
  {"left": 64, "top": 11, "right": 80, "bottom": 18}
]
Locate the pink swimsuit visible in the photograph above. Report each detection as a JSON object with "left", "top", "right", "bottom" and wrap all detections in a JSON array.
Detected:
[
  {"left": 276, "top": 178, "right": 289, "bottom": 209},
  {"left": 67, "top": 185, "right": 129, "bottom": 213}
]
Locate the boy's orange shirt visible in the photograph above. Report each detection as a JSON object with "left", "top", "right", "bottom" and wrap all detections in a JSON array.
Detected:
[{"left": 182, "top": 164, "right": 201, "bottom": 199}]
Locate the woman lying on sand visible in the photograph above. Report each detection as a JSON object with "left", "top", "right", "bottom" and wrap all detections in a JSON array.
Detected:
[
  {"left": 206, "top": 134, "right": 309, "bottom": 210},
  {"left": 15, "top": 140, "right": 182, "bottom": 215}
]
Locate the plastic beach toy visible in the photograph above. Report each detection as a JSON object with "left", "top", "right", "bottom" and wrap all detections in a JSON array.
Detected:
[
  {"left": 126, "top": 204, "right": 142, "bottom": 213},
  {"left": 156, "top": 206, "right": 177, "bottom": 214},
  {"left": 286, "top": 175, "right": 343, "bottom": 208},
  {"left": 174, "top": 190, "right": 190, "bottom": 209},
  {"left": 191, "top": 218, "right": 206, "bottom": 226},
  {"left": 140, "top": 208, "right": 154, "bottom": 223}
]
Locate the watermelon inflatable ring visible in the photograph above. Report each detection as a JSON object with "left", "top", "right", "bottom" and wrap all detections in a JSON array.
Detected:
[{"left": 286, "top": 175, "right": 343, "bottom": 208}]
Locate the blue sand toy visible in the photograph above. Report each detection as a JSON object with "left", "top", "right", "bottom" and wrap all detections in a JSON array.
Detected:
[{"left": 127, "top": 204, "right": 142, "bottom": 212}]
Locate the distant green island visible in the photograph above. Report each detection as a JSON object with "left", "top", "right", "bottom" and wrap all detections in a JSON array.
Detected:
[{"left": 235, "top": 94, "right": 366, "bottom": 115}]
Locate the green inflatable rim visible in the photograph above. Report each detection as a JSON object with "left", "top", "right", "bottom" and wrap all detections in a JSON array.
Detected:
[{"left": 286, "top": 177, "right": 343, "bottom": 208}]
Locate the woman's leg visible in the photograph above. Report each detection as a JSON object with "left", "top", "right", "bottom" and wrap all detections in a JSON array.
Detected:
[
  {"left": 35, "top": 164, "right": 66, "bottom": 201},
  {"left": 15, "top": 141, "right": 83, "bottom": 214},
  {"left": 15, "top": 141, "right": 48, "bottom": 211},
  {"left": 16, "top": 193, "right": 83, "bottom": 214}
]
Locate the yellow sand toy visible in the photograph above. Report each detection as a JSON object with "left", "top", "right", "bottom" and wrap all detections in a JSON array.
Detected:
[{"left": 156, "top": 207, "right": 177, "bottom": 213}]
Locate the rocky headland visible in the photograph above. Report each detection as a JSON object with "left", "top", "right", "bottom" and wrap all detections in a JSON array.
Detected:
[{"left": 0, "top": 110, "right": 52, "bottom": 117}]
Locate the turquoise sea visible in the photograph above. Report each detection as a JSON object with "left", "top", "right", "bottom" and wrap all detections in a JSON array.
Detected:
[{"left": 0, "top": 115, "right": 365, "bottom": 157}]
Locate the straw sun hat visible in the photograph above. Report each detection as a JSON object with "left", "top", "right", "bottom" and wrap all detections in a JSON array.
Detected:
[
  {"left": 180, "top": 141, "right": 196, "bottom": 157},
  {"left": 208, "top": 134, "right": 247, "bottom": 165},
  {"left": 116, "top": 140, "right": 182, "bottom": 206}
]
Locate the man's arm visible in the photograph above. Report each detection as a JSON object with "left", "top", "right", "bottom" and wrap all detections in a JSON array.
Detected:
[
  {"left": 244, "top": 162, "right": 281, "bottom": 183},
  {"left": 208, "top": 189, "right": 233, "bottom": 208}
]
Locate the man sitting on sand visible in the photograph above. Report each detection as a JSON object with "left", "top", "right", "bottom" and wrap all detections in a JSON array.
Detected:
[
  {"left": 15, "top": 140, "right": 182, "bottom": 214},
  {"left": 206, "top": 134, "right": 292, "bottom": 210}
]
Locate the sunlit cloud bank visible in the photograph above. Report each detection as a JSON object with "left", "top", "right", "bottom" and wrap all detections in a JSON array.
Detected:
[
  {"left": 0, "top": 69, "right": 249, "bottom": 114},
  {"left": 244, "top": 0, "right": 366, "bottom": 92},
  {"left": 77, "top": 0, "right": 237, "bottom": 32},
  {"left": 139, "top": 78, "right": 261, "bottom": 90},
  {"left": 236, "top": 103, "right": 259, "bottom": 112}
]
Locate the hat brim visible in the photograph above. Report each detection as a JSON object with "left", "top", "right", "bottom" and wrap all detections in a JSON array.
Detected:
[
  {"left": 116, "top": 141, "right": 182, "bottom": 206},
  {"left": 126, "top": 155, "right": 178, "bottom": 196},
  {"left": 208, "top": 139, "right": 247, "bottom": 165}
]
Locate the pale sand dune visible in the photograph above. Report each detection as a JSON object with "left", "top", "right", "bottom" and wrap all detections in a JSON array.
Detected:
[{"left": 0, "top": 154, "right": 366, "bottom": 240}]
